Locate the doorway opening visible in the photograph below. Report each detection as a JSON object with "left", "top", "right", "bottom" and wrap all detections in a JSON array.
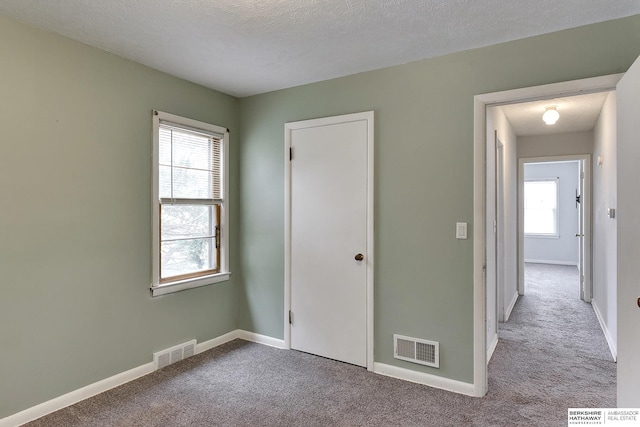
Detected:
[
  {"left": 522, "top": 160, "right": 584, "bottom": 312},
  {"left": 473, "top": 73, "right": 622, "bottom": 397},
  {"left": 520, "top": 157, "right": 590, "bottom": 298}
]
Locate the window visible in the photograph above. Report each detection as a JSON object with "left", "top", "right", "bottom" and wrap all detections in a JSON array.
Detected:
[
  {"left": 524, "top": 178, "right": 559, "bottom": 237},
  {"left": 151, "top": 111, "right": 229, "bottom": 296}
]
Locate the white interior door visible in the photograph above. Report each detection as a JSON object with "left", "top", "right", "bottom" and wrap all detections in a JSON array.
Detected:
[
  {"left": 285, "top": 112, "right": 373, "bottom": 368},
  {"left": 576, "top": 159, "right": 593, "bottom": 303},
  {"left": 485, "top": 131, "right": 498, "bottom": 357},
  {"left": 496, "top": 139, "right": 505, "bottom": 322},
  {"left": 577, "top": 161, "right": 586, "bottom": 301},
  {"left": 616, "top": 55, "right": 640, "bottom": 407}
]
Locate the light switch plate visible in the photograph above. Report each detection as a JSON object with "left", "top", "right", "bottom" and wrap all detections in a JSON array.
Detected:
[{"left": 456, "top": 222, "right": 467, "bottom": 239}]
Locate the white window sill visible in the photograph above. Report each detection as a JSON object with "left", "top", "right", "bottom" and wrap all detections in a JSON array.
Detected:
[{"left": 150, "top": 272, "right": 231, "bottom": 297}]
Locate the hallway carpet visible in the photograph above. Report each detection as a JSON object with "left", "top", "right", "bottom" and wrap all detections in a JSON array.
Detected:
[
  {"left": 24, "top": 263, "right": 615, "bottom": 426},
  {"left": 487, "top": 263, "right": 615, "bottom": 422}
]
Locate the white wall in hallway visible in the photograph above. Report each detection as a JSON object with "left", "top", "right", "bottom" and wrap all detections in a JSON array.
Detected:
[
  {"left": 592, "top": 91, "right": 617, "bottom": 358},
  {"left": 518, "top": 130, "right": 593, "bottom": 158},
  {"left": 486, "top": 106, "right": 518, "bottom": 359},
  {"left": 500, "top": 112, "right": 519, "bottom": 321}
]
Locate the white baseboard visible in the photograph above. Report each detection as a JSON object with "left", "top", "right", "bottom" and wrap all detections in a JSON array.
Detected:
[
  {"left": 524, "top": 259, "right": 578, "bottom": 266},
  {"left": 196, "top": 330, "right": 286, "bottom": 353},
  {"left": 591, "top": 300, "right": 617, "bottom": 361},
  {"left": 0, "top": 363, "right": 155, "bottom": 427},
  {"left": 373, "top": 362, "right": 476, "bottom": 397},
  {"left": 195, "top": 330, "right": 239, "bottom": 354},
  {"left": 237, "top": 330, "right": 286, "bottom": 349},
  {"left": 487, "top": 333, "right": 499, "bottom": 363},
  {"left": 5, "top": 332, "right": 481, "bottom": 426},
  {"left": 1, "top": 329, "right": 284, "bottom": 427},
  {"left": 504, "top": 291, "right": 519, "bottom": 322}
]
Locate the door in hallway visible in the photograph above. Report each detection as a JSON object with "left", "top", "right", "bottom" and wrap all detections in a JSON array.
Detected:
[{"left": 616, "top": 54, "right": 640, "bottom": 407}]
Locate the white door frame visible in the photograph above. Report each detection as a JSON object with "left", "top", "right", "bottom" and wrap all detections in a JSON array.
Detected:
[
  {"left": 486, "top": 132, "right": 504, "bottom": 363},
  {"left": 283, "top": 111, "right": 375, "bottom": 371},
  {"left": 473, "top": 73, "right": 622, "bottom": 397},
  {"left": 518, "top": 156, "right": 591, "bottom": 301}
]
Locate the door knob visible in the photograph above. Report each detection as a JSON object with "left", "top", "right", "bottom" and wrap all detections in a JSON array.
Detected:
[
  {"left": 355, "top": 253, "right": 364, "bottom": 261},
  {"left": 575, "top": 234, "right": 584, "bottom": 237}
]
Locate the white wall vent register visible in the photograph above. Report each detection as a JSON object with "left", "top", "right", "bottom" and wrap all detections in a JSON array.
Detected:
[
  {"left": 153, "top": 339, "right": 197, "bottom": 370},
  {"left": 394, "top": 334, "right": 440, "bottom": 368}
]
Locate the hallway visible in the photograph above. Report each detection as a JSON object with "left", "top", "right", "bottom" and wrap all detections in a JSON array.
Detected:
[{"left": 488, "top": 263, "right": 615, "bottom": 417}]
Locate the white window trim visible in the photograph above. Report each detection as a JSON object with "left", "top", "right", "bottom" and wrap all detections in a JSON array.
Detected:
[
  {"left": 524, "top": 177, "right": 560, "bottom": 238},
  {"left": 151, "top": 110, "right": 230, "bottom": 296}
]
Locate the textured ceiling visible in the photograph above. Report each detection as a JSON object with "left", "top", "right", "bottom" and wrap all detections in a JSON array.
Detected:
[
  {"left": 499, "top": 92, "right": 611, "bottom": 136},
  {"left": 0, "top": 1, "right": 638, "bottom": 97}
]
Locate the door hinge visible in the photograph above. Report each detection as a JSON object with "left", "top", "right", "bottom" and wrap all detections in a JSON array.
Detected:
[
  {"left": 289, "top": 147, "right": 293, "bottom": 161},
  {"left": 580, "top": 275, "right": 585, "bottom": 283},
  {"left": 289, "top": 310, "right": 293, "bottom": 324}
]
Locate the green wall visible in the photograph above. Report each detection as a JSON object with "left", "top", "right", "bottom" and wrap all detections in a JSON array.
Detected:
[
  {"left": 237, "top": 15, "right": 640, "bottom": 383},
  {"left": 0, "top": 15, "right": 240, "bottom": 418}
]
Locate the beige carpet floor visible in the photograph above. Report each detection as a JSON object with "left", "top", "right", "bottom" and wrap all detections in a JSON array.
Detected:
[{"left": 25, "top": 263, "right": 615, "bottom": 426}]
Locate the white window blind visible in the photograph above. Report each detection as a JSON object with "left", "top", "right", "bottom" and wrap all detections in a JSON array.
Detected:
[{"left": 158, "top": 122, "right": 222, "bottom": 202}]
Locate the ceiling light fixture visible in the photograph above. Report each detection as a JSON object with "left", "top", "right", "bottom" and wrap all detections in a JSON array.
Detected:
[{"left": 542, "top": 107, "right": 559, "bottom": 125}]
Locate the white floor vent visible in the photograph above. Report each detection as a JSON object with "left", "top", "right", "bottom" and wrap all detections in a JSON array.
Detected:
[
  {"left": 394, "top": 334, "right": 439, "bottom": 368},
  {"left": 153, "top": 339, "right": 197, "bottom": 370}
]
